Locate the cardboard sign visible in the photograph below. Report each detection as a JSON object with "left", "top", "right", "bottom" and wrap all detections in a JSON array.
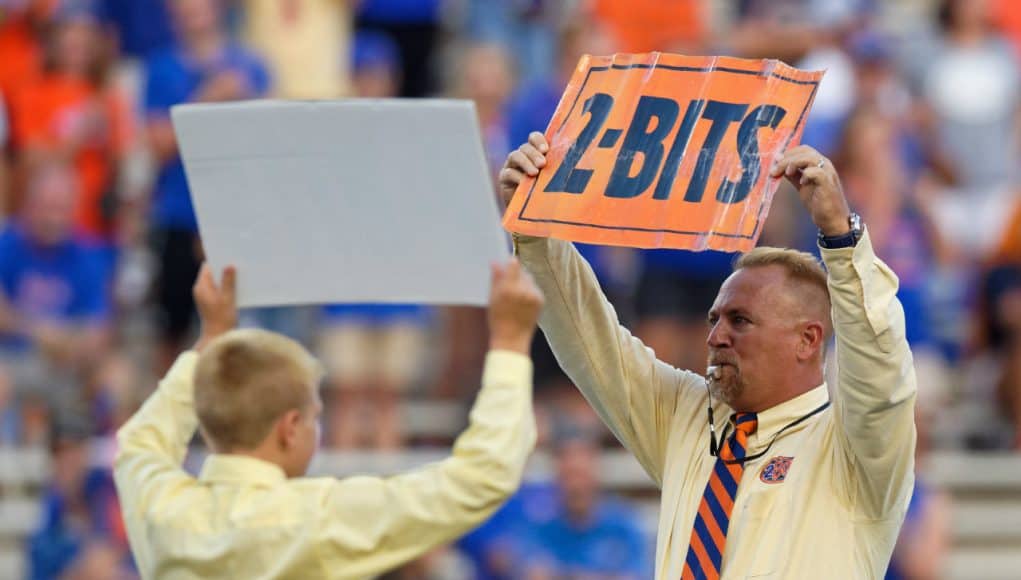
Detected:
[
  {"left": 503, "top": 53, "right": 824, "bottom": 252},
  {"left": 173, "top": 99, "right": 509, "bottom": 308}
]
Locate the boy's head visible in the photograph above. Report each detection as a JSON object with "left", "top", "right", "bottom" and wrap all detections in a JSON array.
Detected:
[{"left": 195, "top": 329, "right": 324, "bottom": 477}]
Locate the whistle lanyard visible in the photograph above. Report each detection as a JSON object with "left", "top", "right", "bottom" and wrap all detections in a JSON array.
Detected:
[{"left": 709, "top": 401, "right": 831, "bottom": 465}]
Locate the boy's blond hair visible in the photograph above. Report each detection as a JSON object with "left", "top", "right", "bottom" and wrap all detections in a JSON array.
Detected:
[{"left": 194, "top": 329, "right": 323, "bottom": 451}]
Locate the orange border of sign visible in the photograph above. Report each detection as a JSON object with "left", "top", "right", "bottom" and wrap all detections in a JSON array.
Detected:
[{"left": 503, "top": 53, "right": 824, "bottom": 252}]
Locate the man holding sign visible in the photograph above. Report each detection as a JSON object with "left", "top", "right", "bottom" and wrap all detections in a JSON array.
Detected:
[
  {"left": 114, "top": 259, "right": 543, "bottom": 579},
  {"left": 501, "top": 132, "right": 916, "bottom": 578}
]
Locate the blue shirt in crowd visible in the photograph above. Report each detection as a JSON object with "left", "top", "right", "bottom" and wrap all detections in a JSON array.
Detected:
[
  {"left": 27, "top": 468, "right": 122, "bottom": 580},
  {"left": 143, "top": 45, "right": 269, "bottom": 232},
  {"left": 458, "top": 482, "right": 649, "bottom": 579},
  {"left": 0, "top": 225, "right": 110, "bottom": 350},
  {"left": 98, "top": 0, "right": 175, "bottom": 59},
  {"left": 521, "top": 497, "right": 649, "bottom": 578},
  {"left": 358, "top": 0, "right": 442, "bottom": 24}
]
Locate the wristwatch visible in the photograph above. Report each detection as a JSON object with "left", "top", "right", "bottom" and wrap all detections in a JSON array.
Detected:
[{"left": 818, "top": 212, "right": 863, "bottom": 249}]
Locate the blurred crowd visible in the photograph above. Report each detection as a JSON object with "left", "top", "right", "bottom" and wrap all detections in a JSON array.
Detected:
[{"left": 0, "top": 0, "right": 1016, "bottom": 577}]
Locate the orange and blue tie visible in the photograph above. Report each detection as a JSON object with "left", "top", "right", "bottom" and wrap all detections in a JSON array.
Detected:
[{"left": 681, "top": 412, "right": 758, "bottom": 580}]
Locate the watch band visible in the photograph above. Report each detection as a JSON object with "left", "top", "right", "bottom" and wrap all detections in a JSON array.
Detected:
[{"left": 818, "top": 212, "right": 863, "bottom": 249}]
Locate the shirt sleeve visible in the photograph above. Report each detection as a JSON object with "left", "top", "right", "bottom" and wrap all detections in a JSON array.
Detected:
[
  {"left": 821, "top": 228, "right": 917, "bottom": 520},
  {"left": 113, "top": 351, "right": 200, "bottom": 571},
  {"left": 515, "top": 235, "right": 705, "bottom": 487},
  {"left": 316, "top": 350, "right": 537, "bottom": 577}
]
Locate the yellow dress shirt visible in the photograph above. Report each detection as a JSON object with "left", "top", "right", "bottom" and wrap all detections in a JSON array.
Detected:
[
  {"left": 114, "top": 350, "right": 536, "bottom": 579},
  {"left": 243, "top": 0, "right": 351, "bottom": 98},
  {"left": 516, "top": 229, "right": 916, "bottom": 579}
]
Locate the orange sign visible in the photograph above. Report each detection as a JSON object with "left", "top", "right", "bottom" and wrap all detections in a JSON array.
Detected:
[{"left": 503, "top": 53, "right": 824, "bottom": 252}]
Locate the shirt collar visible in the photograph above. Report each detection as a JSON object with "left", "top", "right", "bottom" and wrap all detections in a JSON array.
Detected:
[
  {"left": 198, "top": 454, "right": 288, "bottom": 487},
  {"left": 735, "top": 384, "right": 830, "bottom": 448}
]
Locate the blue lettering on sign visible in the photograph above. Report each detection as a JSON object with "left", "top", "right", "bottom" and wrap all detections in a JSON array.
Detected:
[
  {"left": 544, "top": 92, "right": 614, "bottom": 194},
  {"left": 545, "top": 92, "right": 788, "bottom": 204},
  {"left": 605, "top": 96, "right": 680, "bottom": 199},
  {"left": 716, "top": 104, "right": 787, "bottom": 204},
  {"left": 682, "top": 100, "right": 748, "bottom": 203}
]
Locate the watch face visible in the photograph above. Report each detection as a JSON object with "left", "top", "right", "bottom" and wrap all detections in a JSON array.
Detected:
[{"left": 849, "top": 212, "right": 863, "bottom": 234}]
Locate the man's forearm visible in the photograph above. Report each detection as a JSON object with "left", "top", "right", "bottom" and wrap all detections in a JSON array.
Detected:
[{"left": 515, "top": 235, "right": 697, "bottom": 486}]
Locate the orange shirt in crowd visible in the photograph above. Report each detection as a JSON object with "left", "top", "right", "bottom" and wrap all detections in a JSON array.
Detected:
[
  {"left": 12, "top": 74, "right": 132, "bottom": 238},
  {"left": 591, "top": 0, "right": 706, "bottom": 53},
  {"left": 994, "top": 0, "right": 1021, "bottom": 59},
  {"left": 0, "top": 15, "right": 43, "bottom": 101}
]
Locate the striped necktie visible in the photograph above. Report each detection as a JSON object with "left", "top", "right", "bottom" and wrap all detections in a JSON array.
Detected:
[{"left": 681, "top": 412, "right": 758, "bottom": 580}]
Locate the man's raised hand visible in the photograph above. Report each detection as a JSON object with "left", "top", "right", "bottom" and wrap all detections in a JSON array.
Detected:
[{"left": 499, "top": 132, "right": 550, "bottom": 208}]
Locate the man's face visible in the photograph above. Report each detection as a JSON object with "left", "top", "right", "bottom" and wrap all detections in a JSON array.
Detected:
[
  {"left": 25, "top": 169, "right": 76, "bottom": 246},
  {"left": 706, "top": 266, "right": 804, "bottom": 411},
  {"left": 170, "top": 0, "right": 219, "bottom": 37},
  {"left": 556, "top": 439, "right": 599, "bottom": 518}
]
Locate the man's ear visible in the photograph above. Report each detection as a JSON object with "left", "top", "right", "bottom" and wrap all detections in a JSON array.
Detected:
[
  {"left": 277, "top": 409, "right": 304, "bottom": 449},
  {"left": 797, "top": 320, "right": 826, "bottom": 362}
]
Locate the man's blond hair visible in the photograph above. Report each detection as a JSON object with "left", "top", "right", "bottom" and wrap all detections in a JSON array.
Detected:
[
  {"left": 735, "top": 247, "right": 832, "bottom": 337},
  {"left": 194, "top": 329, "right": 323, "bottom": 451}
]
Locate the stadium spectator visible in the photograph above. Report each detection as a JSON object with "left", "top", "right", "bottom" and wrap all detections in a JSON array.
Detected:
[
  {"left": 1, "top": 90, "right": 8, "bottom": 215},
  {"left": 963, "top": 264, "right": 1021, "bottom": 449},
  {"left": 356, "top": 0, "right": 442, "bottom": 97},
  {"left": 0, "top": 0, "right": 52, "bottom": 102},
  {"left": 588, "top": 0, "right": 707, "bottom": 54},
  {"left": 241, "top": 0, "right": 352, "bottom": 98},
  {"left": 318, "top": 300, "right": 432, "bottom": 449},
  {"left": 885, "top": 433, "right": 951, "bottom": 579},
  {"left": 459, "top": 418, "right": 647, "bottom": 579},
  {"left": 143, "top": 0, "right": 269, "bottom": 370},
  {"left": 833, "top": 106, "right": 949, "bottom": 410},
  {"left": 351, "top": 29, "right": 401, "bottom": 98},
  {"left": 0, "top": 363, "right": 18, "bottom": 444},
  {"left": 26, "top": 419, "right": 128, "bottom": 580},
  {"left": 10, "top": 3, "right": 133, "bottom": 243},
  {"left": 452, "top": 43, "right": 515, "bottom": 178},
  {"left": 520, "top": 427, "right": 649, "bottom": 579},
  {"left": 97, "top": 0, "right": 176, "bottom": 60},
  {"left": 911, "top": 0, "right": 1021, "bottom": 258},
  {"left": 0, "top": 164, "right": 112, "bottom": 437},
  {"left": 458, "top": 477, "right": 559, "bottom": 580},
  {"left": 464, "top": 0, "right": 565, "bottom": 85}
]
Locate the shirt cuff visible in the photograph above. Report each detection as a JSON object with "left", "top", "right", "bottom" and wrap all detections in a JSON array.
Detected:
[
  {"left": 820, "top": 226, "right": 876, "bottom": 285},
  {"left": 483, "top": 350, "right": 533, "bottom": 388}
]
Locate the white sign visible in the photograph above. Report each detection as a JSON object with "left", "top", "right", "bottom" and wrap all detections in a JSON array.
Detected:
[{"left": 172, "top": 99, "right": 509, "bottom": 307}]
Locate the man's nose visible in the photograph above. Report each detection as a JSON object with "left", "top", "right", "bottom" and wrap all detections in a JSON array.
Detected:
[{"left": 707, "top": 321, "right": 731, "bottom": 348}]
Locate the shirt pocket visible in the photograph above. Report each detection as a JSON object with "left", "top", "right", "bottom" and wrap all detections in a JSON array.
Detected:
[{"left": 732, "top": 486, "right": 792, "bottom": 578}]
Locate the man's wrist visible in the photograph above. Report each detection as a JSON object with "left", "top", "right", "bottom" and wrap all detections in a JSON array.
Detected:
[{"left": 818, "top": 212, "right": 863, "bottom": 249}]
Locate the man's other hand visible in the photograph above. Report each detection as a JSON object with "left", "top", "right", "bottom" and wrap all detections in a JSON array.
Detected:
[{"left": 499, "top": 131, "right": 549, "bottom": 208}]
